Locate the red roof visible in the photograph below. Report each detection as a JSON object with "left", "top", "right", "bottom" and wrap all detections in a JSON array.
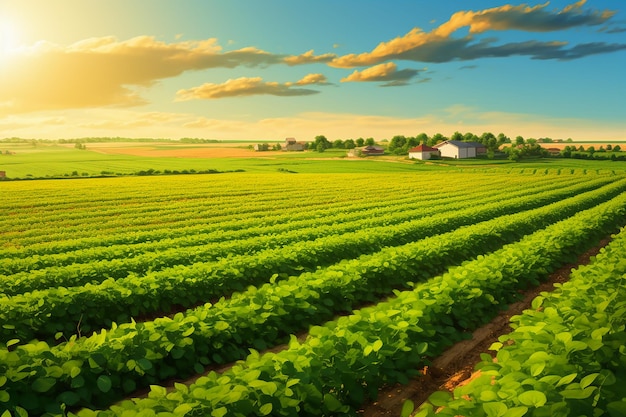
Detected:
[{"left": 409, "top": 144, "right": 438, "bottom": 152}]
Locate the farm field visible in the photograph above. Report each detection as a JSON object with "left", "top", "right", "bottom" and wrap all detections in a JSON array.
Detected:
[
  {"left": 2, "top": 140, "right": 626, "bottom": 178},
  {"left": 2, "top": 166, "right": 626, "bottom": 416}
]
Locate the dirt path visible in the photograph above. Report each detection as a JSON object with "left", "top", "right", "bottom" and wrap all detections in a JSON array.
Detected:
[{"left": 357, "top": 238, "right": 611, "bottom": 416}]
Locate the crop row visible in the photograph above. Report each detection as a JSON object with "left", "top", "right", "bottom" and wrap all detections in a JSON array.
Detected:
[
  {"left": 0, "top": 173, "right": 546, "bottom": 271},
  {"left": 0, "top": 172, "right": 541, "bottom": 251},
  {"left": 1, "top": 172, "right": 515, "bottom": 250},
  {"left": 2, "top": 188, "right": 626, "bottom": 415},
  {"left": 1, "top": 187, "right": 426, "bottom": 254},
  {"left": 0, "top": 176, "right": 598, "bottom": 288},
  {"left": 1, "top": 183, "right": 399, "bottom": 247},
  {"left": 1, "top": 171, "right": 491, "bottom": 228},
  {"left": 50, "top": 176, "right": 626, "bottom": 417},
  {"left": 4, "top": 178, "right": 625, "bottom": 345},
  {"left": 416, "top": 226, "right": 626, "bottom": 417}
]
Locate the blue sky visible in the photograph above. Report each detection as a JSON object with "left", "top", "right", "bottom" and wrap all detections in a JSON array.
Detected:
[{"left": 0, "top": 0, "right": 624, "bottom": 141}]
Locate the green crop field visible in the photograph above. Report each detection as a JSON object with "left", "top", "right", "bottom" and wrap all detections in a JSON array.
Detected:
[{"left": 2, "top": 144, "right": 626, "bottom": 416}]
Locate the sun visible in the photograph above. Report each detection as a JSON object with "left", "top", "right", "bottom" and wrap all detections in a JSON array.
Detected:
[{"left": 0, "top": 19, "right": 20, "bottom": 61}]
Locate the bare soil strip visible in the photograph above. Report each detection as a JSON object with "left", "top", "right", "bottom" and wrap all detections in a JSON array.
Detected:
[{"left": 357, "top": 237, "right": 611, "bottom": 417}]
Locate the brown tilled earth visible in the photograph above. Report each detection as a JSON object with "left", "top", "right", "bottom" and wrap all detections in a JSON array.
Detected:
[{"left": 82, "top": 142, "right": 273, "bottom": 158}]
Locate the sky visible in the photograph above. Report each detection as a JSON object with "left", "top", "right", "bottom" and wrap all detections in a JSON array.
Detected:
[{"left": 0, "top": 0, "right": 625, "bottom": 142}]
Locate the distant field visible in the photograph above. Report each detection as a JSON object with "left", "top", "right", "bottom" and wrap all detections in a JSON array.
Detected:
[{"left": 1, "top": 140, "right": 626, "bottom": 179}]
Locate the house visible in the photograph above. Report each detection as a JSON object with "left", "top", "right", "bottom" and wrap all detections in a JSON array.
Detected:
[
  {"left": 408, "top": 144, "right": 439, "bottom": 160},
  {"left": 434, "top": 140, "right": 486, "bottom": 159},
  {"left": 360, "top": 145, "right": 385, "bottom": 156},
  {"left": 283, "top": 137, "right": 307, "bottom": 151}
]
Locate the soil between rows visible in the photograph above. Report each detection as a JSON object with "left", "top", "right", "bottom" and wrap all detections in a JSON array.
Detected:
[{"left": 357, "top": 237, "right": 611, "bottom": 417}]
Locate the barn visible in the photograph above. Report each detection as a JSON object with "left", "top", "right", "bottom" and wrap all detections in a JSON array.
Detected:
[
  {"left": 434, "top": 140, "right": 486, "bottom": 159},
  {"left": 408, "top": 144, "right": 439, "bottom": 160}
]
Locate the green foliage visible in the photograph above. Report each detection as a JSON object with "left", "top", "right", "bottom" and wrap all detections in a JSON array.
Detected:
[
  {"left": 417, "top": 226, "right": 626, "bottom": 416},
  {"left": 2, "top": 170, "right": 626, "bottom": 415}
]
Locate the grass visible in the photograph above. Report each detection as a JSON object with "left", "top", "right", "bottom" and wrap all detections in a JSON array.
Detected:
[{"left": 1, "top": 141, "right": 625, "bottom": 179}]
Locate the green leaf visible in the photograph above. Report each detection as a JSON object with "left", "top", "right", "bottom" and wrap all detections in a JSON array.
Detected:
[
  {"left": 373, "top": 339, "right": 383, "bottom": 352},
  {"left": 401, "top": 400, "right": 414, "bottom": 417},
  {"left": 428, "top": 391, "right": 452, "bottom": 407},
  {"left": 137, "top": 358, "right": 153, "bottom": 371},
  {"left": 173, "top": 404, "right": 193, "bottom": 416},
  {"left": 530, "top": 362, "right": 545, "bottom": 377},
  {"left": 215, "top": 321, "right": 229, "bottom": 331},
  {"left": 607, "top": 400, "right": 626, "bottom": 416},
  {"left": 58, "top": 390, "right": 81, "bottom": 406},
  {"left": 211, "top": 407, "right": 228, "bottom": 417},
  {"left": 0, "top": 390, "right": 9, "bottom": 402},
  {"left": 480, "top": 390, "right": 499, "bottom": 402},
  {"left": 483, "top": 402, "right": 507, "bottom": 417},
  {"left": 70, "top": 366, "right": 81, "bottom": 378},
  {"left": 324, "top": 393, "right": 344, "bottom": 412},
  {"left": 560, "top": 386, "right": 596, "bottom": 399},
  {"left": 503, "top": 406, "right": 529, "bottom": 417},
  {"left": 556, "top": 373, "right": 577, "bottom": 387},
  {"left": 580, "top": 373, "right": 598, "bottom": 389},
  {"left": 97, "top": 375, "right": 112, "bottom": 393},
  {"left": 32, "top": 377, "right": 56, "bottom": 393},
  {"left": 259, "top": 403, "right": 273, "bottom": 416},
  {"left": 14, "top": 407, "right": 28, "bottom": 417},
  {"left": 6, "top": 339, "right": 20, "bottom": 348},
  {"left": 518, "top": 390, "right": 546, "bottom": 407}
]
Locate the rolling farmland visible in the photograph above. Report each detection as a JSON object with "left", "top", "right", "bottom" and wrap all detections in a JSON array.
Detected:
[{"left": 1, "top": 168, "right": 626, "bottom": 416}]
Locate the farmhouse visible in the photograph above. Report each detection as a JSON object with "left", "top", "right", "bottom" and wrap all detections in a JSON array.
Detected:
[
  {"left": 434, "top": 140, "right": 486, "bottom": 159},
  {"left": 283, "top": 137, "right": 307, "bottom": 151},
  {"left": 360, "top": 145, "right": 385, "bottom": 156},
  {"left": 408, "top": 144, "right": 439, "bottom": 160}
]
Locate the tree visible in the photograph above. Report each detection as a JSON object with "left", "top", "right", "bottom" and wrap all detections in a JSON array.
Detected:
[
  {"left": 479, "top": 132, "right": 498, "bottom": 158},
  {"left": 388, "top": 135, "right": 407, "bottom": 153},
  {"left": 365, "top": 138, "right": 376, "bottom": 146},
  {"left": 515, "top": 136, "right": 525, "bottom": 146},
  {"left": 332, "top": 139, "right": 345, "bottom": 149},
  {"left": 463, "top": 132, "right": 479, "bottom": 142},
  {"left": 344, "top": 139, "right": 356, "bottom": 149},
  {"left": 450, "top": 131, "right": 463, "bottom": 141},
  {"left": 416, "top": 133, "right": 429, "bottom": 145},
  {"left": 356, "top": 138, "right": 365, "bottom": 147},
  {"left": 313, "top": 135, "right": 331, "bottom": 152},
  {"left": 405, "top": 136, "right": 420, "bottom": 149},
  {"left": 497, "top": 133, "right": 511, "bottom": 144},
  {"left": 429, "top": 133, "right": 446, "bottom": 146},
  {"left": 613, "top": 145, "right": 621, "bottom": 152}
]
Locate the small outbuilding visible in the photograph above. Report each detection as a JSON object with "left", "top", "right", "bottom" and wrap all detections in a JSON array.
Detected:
[
  {"left": 434, "top": 140, "right": 486, "bottom": 159},
  {"left": 408, "top": 144, "right": 439, "bottom": 160},
  {"left": 360, "top": 145, "right": 385, "bottom": 156},
  {"left": 283, "top": 137, "right": 307, "bottom": 151}
]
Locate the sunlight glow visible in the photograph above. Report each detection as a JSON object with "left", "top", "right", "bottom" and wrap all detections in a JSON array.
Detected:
[{"left": 0, "top": 19, "right": 20, "bottom": 61}]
